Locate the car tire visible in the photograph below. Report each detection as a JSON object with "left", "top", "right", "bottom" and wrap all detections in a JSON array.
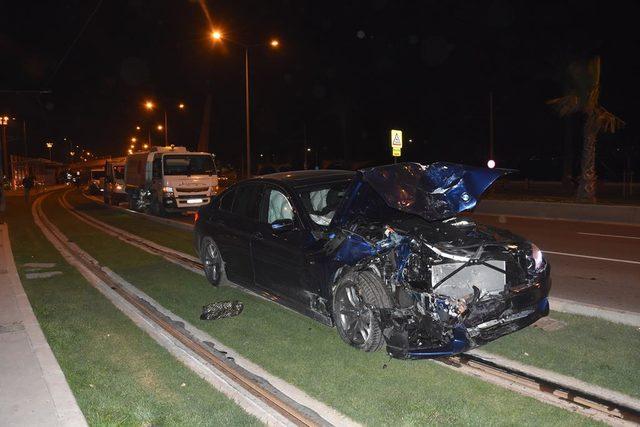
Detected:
[
  {"left": 200, "top": 236, "right": 224, "bottom": 286},
  {"left": 332, "top": 270, "right": 392, "bottom": 352}
]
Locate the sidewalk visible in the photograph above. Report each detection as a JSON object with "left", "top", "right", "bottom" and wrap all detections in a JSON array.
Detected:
[{"left": 0, "top": 223, "right": 86, "bottom": 426}]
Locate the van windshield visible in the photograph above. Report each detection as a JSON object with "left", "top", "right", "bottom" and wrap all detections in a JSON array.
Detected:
[{"left": 163, "top": 155, "right": 216, "bottom": 176}]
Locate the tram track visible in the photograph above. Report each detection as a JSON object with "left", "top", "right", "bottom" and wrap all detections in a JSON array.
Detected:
[
  {"left": 34, "top": 190, "right": 347, "bottom": 427},
  {"left": 62, "top": 189, "right": 640, "bottom": 425}
]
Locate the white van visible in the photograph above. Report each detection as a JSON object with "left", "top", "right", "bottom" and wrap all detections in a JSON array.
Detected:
[{"left": 104, "top": 160, "right": 126, "bottom": 205}]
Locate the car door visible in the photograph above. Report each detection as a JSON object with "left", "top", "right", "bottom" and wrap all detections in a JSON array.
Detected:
[
  {"left": 251, "top": 184, "right": 311, "bottom": 308},
  {"left": 208, "top": 183, "right": 262, "bottom": 287}
]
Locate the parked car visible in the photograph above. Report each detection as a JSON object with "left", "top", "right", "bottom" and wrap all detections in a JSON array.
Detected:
[{"left": 194, "top": 162, "right": 550, "bottom": 359}]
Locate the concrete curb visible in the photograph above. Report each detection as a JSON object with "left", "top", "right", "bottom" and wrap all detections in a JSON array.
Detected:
[
  {"left": 476, "top": 199, "right": 640, "bottom": 226},
  {"left": 549, "top": 297, "right": 640, "bottom": 328},
  {"left": 1, "top": 224, "right": 87, "bottom": 426}
]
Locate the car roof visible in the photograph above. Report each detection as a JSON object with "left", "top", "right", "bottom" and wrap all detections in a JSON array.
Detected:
[{"left": 253, "top": 169, "right": 355, "bottom": 188}]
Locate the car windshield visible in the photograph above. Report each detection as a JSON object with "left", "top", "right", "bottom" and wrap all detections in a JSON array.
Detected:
[
  {"left": 163, "top": 155, "right": 216, "bottom": 176},
  {"left": 298, "top": 181, "right": 351, "bottom": 226}
]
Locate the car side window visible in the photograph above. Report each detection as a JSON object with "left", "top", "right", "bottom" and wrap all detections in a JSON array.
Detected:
[
  {"left": 231, "top": 184, "right": 262, "bottom": 220},
  {"left": 219, "top": 188, "right": 235, "bottom": 212},
  {"left": 265, "top": 188, "right": 294, "bottom": 224}
]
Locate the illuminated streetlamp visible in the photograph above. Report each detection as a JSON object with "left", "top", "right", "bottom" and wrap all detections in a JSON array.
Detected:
[
  {"left": 131, "top": 137, "right": 137, "bottom": 143},
  {"left": 144, "top": 100, "right": 155, "bottom": 110},
  {"left": 136, "top": 125, "right": 141, "bottom": 131},
  {"left": 143, "top": 143, "right": 149, "bottom": 149},
  {"left": 211, "top": 31, "right": 280, "bottom": 177},
  {"left": 45, "top": 141, "right": 54, "bottom": 161}
]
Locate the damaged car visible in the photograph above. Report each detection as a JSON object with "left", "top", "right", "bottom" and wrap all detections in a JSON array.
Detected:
[{"left": 194, "top": 162, "right": 550, "bottom": 359}]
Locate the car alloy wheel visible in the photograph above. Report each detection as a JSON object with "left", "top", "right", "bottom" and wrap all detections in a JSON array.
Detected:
[
  {"left": 335, "top": 283, "right": 373, "bottom": 345},
  {"left": 202, "top": 237, "right": 222, "bottom": 286}
]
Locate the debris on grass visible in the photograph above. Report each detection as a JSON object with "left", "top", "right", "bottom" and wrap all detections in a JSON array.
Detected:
[{"left": 200, "top": 301, "right": 244, "bottom": 320}]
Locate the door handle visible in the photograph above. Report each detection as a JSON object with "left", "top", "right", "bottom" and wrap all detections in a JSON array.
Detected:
[{"left": 253, "top": 232, "right": 263, "bottom": 240}]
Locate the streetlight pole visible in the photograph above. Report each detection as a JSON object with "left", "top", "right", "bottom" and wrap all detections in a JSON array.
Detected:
[
  {"left": 46, "top": 142, "right": 53, "bottom": 161},
  {"left": 164, "top": 110, "right": 169, "bottom": 146},
  {"left": 244, "top": 47, "right": 251, "bottom": 177},
  {"left": 0, "top": 116, "right": 8, "bottom": 178},
  {"left": 210, "top": 31, "right": 279, "bottom": 178}
]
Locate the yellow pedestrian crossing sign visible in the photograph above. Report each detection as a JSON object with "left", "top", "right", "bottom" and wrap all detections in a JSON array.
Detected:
[
  {"left": 391, "top": 129, "right": 402, "bottom": 157},
  {"left": 391, "top": 129, "right": 403, "bottom": 148}
]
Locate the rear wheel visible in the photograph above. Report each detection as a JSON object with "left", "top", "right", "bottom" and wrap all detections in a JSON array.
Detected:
[
  {"left": 332, "top": 271, "right": 392, "bottom": 352},
  {"left": 200, "top": 236, "right": 224, "bottom": 286}
]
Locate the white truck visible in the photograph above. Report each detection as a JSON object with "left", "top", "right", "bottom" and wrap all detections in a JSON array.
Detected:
[
  {"left": 103, "top": 159, "right": 126, "bottom": 205},
  {"left": 124, "top": 146, "right": 218, "bottom": 215}
]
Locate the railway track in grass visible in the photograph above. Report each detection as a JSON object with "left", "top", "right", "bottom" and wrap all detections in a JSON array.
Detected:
[
  {"left": 67, "top": 189, "right": 640, "bottom": 426},
  {"left": 34, "top": 190, "right": 343, "bottom": 427}
]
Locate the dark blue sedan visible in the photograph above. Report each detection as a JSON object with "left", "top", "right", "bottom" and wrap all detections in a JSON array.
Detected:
[{"left": 194, "top": 163, "right": 550, "bottom": 359}]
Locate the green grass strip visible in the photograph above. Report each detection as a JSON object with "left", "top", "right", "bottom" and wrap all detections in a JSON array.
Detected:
[
  {"left": 69, "top": 191, "right": 640, "bottom": 399},
  {"left": 55, "top": 191, "right": 599, "bottom": 425},
  {"left": 5, "top": 194, "right": 259, "bottom": 426}
]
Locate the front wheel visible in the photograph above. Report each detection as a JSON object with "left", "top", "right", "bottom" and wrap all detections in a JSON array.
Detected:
[
  {"left": 332, "top": 270, "right": 392, "bottom": 352},
  {"left": 200, "top": 236, "right": 224, "bottom": 286}
]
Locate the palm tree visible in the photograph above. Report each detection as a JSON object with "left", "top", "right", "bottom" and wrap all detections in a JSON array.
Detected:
[{"left": 547, "top": 56, "right": 624, "bottom": 202}]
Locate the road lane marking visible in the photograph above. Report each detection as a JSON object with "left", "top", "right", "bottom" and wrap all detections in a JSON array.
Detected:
[
  {"left": 544, "top": 250, "right": 640, "bottom": 265},
  {"left": 577, "top": 232, "right": 640, "bottom": 240}
]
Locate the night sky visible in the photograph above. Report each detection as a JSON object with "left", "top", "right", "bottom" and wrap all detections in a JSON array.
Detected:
[{"left": 2, "top": 0, "right": 639, "bottom": 179}]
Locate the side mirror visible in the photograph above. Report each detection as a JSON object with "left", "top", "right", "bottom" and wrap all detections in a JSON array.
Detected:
[{"left": 271, "top": 218, "right": 294, "bottom": 232}]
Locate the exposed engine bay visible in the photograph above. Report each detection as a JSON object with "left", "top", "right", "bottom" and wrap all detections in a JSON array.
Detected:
[
  {"left": 325, "top": 162, "right": 550, "bottom": 359},
  {"left": 328, "top": 215, "right": 548, "bottom": 358}
]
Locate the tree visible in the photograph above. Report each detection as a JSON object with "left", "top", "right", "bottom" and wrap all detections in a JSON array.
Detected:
[{"left": 547, "top": 56, "right": 624, "bottom": 202}]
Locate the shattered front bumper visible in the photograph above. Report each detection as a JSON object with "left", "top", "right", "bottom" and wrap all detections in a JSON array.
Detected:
[{"left": 384, "top": 266, "right": 551, "bottom": 360}]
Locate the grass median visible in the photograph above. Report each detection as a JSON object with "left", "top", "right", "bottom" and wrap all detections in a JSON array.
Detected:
[
  {"left": 5, "top": 194, "right": 259, "bottom": 426},
  {"left": 55, "top": 190, "right": 598, "bottom": 425},
  {"left": 68, "top": 190, "right": 640, "bottom": 399}
]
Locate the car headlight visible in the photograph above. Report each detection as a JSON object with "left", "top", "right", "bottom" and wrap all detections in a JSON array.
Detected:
[
  {"left": 162, "top": 186, "right": 174, "bottom": 193},
  {"left": 115, "top": 184, "right": 123, "bottom": 190},
  {"left": 530, "top": 243, "right": 544, "bottom": 271}
]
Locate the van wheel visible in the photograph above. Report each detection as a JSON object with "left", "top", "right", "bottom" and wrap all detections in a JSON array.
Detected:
[
  {"left": 200, "top": 236, "right": 224, "bottom": 286},
  {"left": 332, "top": 271, "right": 391, "bottom": 352}
]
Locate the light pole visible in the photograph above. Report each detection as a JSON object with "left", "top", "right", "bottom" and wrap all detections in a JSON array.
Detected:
[
  {"left": 0, "top": 115, "right": 9, "bottom": 178},
  {"left": 211, "top": 30, "right": 280, "bottom": 178},
  {"left": 46, "top": 142, "right": 54, "bottom": 161},
  {"left": 143, "top": 100, "right": 184, "bottom": 147}
]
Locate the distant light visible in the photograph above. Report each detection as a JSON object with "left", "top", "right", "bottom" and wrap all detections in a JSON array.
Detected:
[
  {"left": 145, "top": 100, "right": 154, "bottom": 110},
  {"left": 211, "top": 30, "right": 222, "bottom": 41},
  {"left": 306, "top": 148, "right": 311, "bottom": 152},
  {"left": 157, "top": 124, "right": 163, "bottom": 131},
  {"left": 136, "top": 125, "right": 141, "bottom": 130},
  {"left": 131, "top": 137, "right": 137, "bottom": 143},
  {"left": 130, "top": 144, "right": 135, "bottom": 149},
  {"left": 178, "top": 103, "right": 185, "bottom": 109},
  {"left": 487, "top": 159, "right": 496, "bottom": 169},
  {"left": 270, "top": 39, "right": 279, "bottom": 47},
  {"left": 143, "top": 144, "right": 149, "bottom": 149},
  {"left": 46, "top": 142, "right": 53, "bottom": 149},
  {"left": 408, "top": 139, "right": 413, "bottom": 143},
  {"left": 128, "top": 149, "right": 133, "bottom": 154}
]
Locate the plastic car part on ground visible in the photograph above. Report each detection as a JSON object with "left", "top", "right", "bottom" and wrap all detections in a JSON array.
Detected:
[{"left": 200, "top": 301, "right": 244, "bottom": 320}]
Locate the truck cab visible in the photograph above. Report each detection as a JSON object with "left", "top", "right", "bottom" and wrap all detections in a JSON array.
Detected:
[
  {"left": 104, "top": 160, "right": 126, "bottom": 205},
  {"left": 87, "top": 168, "right": 106, "bottom": 195},
  {"left": 125, "top": 146, "right": 218, "bottom": 215}
]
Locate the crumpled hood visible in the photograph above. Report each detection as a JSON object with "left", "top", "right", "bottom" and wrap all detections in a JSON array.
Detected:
[{"left": 332, "top": 162, "right": 512, "bottom": 226}]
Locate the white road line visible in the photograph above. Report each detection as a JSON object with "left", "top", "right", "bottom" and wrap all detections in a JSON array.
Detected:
[
  {"left": 544, "top": 250, "right": 640, "bottom": 265},
  {"left": 577, "top": 232, "right": 640, "bottom": 240}
]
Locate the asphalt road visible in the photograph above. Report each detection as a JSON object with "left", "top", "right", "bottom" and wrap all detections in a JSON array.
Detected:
[
  {"left": 470, "top": 213, "right": 640, "bottom": 313},
  {"left": 115, "top": 198, "right": 640, "bottom": 313}
]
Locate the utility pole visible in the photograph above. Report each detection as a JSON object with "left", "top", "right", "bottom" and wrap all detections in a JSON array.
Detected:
[
  {"left": 164, "top": 110, "right": 169, "bottom": 145},
  {"left": 23, "top": 120, "right": 28, "bottom": 157},
  {"left": 244, "top": 47, "right": 251, "bottom": 178},
  {"left": 489, "top": 91, "right": 494, "bottom": 161}
]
